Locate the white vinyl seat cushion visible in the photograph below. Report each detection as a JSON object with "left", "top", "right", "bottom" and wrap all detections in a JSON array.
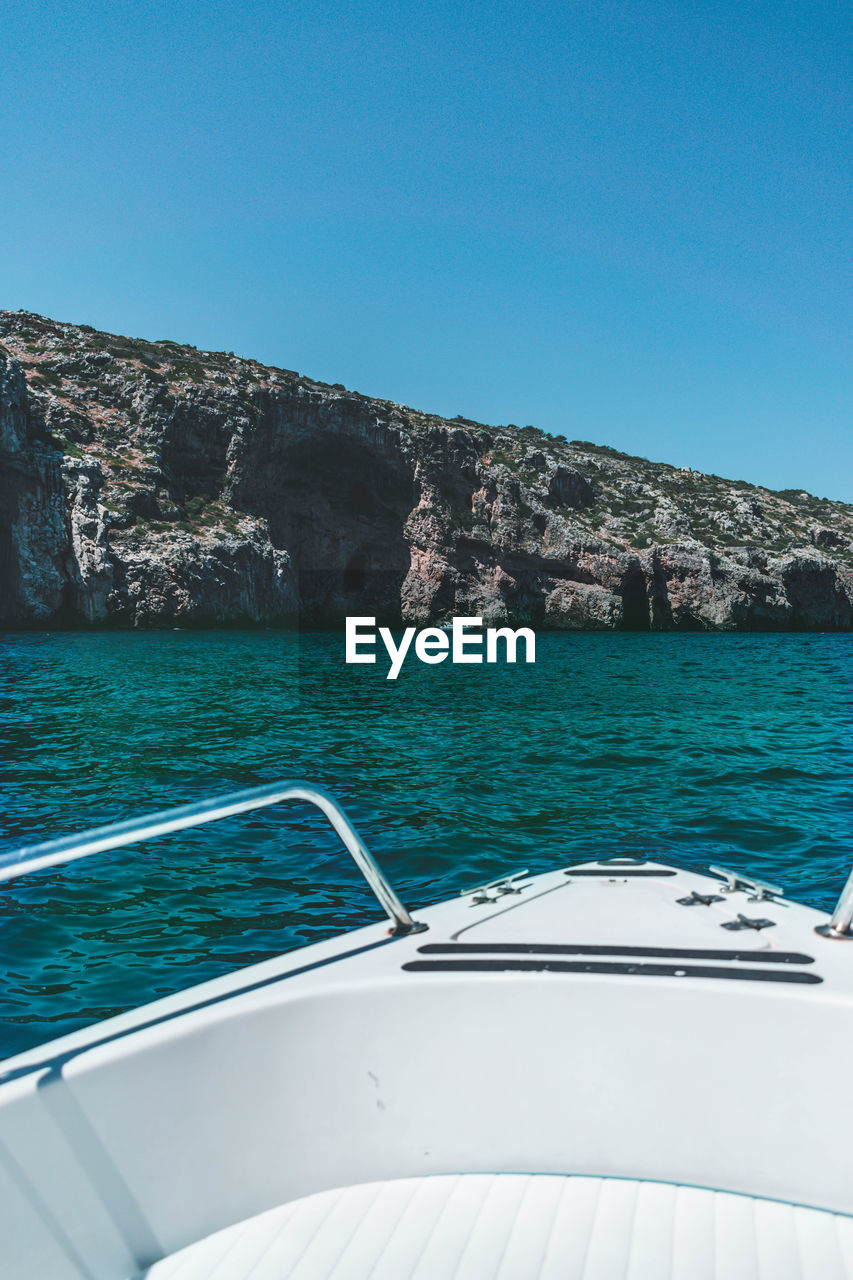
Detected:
[{"left": 139, "top": 1172, "right": 853, "bottom": 1280}]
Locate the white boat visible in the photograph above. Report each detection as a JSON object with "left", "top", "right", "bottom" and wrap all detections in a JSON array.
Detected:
[{"left": 2, "top": 781, "right": 853, "bottom": 1280}]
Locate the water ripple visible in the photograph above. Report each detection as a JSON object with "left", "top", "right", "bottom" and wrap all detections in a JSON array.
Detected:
[{"left": 1, "top": 630, "right": 853, "bottom": 1055}]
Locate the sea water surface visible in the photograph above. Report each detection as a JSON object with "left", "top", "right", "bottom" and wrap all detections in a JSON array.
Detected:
[{"left": 1, "top": 630, "right": 852, "bottom": 1056}]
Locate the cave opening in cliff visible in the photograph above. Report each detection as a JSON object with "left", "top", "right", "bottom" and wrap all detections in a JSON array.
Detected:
[
  {"left": 346, "top": 481, "right": 378, "bottom": 519},
  {"left": 621, "top": 569, "right": 650, "bottom": 630},
  {"left": 0, "top": 520, "right": 17, "bottom": 623},
  {"left": 56, "top": 583, "right": 80, "bottom": 626},
  {"left": 343, "top": 553, "right": 368, "bottom": 594}
]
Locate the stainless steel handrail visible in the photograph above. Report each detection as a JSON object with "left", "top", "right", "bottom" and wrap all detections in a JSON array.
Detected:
[
  {"left": 0, "top": 781, "right": 427, "bottom": 937},
  {"left": 816, "top": 866, "right": 853, "bottom": 940}
]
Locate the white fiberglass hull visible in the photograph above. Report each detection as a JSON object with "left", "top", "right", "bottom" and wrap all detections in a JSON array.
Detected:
[{"left": 2, "top": 856, "right": 853, "bottom": 1279}]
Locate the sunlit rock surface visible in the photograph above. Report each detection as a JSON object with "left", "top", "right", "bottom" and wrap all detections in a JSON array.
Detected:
[{"left": 2, "top": 310, "right": 852, "bottom": 630}]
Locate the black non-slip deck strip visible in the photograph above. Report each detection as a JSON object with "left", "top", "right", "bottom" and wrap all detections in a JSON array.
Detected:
[
  {"left": 564, "top": 868, "right": 677, "bottom": 877},
  {"left": 403, "top": 959, "right": 823, "bottom": 984},
  {"left": 419, "top": 943, "right": 815, "bottom": 964}
]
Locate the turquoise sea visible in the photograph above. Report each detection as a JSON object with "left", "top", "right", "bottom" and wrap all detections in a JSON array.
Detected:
[{"left": 1, "top": 631, "right": 852, "bottom": 1057}]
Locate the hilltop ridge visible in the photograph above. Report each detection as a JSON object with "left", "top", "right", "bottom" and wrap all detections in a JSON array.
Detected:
[{"left": 1, "top": 309, "right": 852, "bottom": 630}]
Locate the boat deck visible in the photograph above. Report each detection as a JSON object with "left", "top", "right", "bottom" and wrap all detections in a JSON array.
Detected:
[
  {"left": 140, "top": 1173, "right": 853, "bottom": 1280},
  {"left": 5, "top": 856, "right": 853, "bottom": 1280}
]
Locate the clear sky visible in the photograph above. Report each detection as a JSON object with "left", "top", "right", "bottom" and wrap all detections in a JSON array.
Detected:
[{"left": 2, "top": 0, "right": 850, "bottom": 498}]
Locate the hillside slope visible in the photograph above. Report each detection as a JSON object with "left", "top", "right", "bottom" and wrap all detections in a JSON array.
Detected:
[{"left": 1, "top": 310, "right": 852, "bottom": 630}]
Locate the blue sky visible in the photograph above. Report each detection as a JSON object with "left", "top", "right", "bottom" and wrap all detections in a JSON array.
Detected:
[{"left": 2, "top": 0, "right": 850, "bottom": 497}]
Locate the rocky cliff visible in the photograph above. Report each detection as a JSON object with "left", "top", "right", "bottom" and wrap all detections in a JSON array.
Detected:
[{"left": 2, "top": 309, "right": 852, "bottom": 630}]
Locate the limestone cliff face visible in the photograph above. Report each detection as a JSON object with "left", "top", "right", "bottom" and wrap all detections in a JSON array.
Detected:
[{"left": 2, "top": 309, "right": 852, "bottom": 630}]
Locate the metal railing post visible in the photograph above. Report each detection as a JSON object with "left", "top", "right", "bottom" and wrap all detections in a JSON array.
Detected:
[
  {"left": 816, "top": 865, "right": 853, "bottom": 940},
  {"left": 0, "top": 782, "right": 426, "bottom": 937}
]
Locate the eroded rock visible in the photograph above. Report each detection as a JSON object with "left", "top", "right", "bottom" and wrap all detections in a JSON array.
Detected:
[{"left": 1, "top": 310, "right": 852, "bottom": 631}]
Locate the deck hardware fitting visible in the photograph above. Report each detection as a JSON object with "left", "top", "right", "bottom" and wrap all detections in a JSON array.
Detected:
[
  {"left": 677, "top": 891, "right": 725, "bottom": 907},
  {"left": 708, "top": 866, "right": 783, "bottom": 901},
  {"left": 464, "top": 871, "right": 530, "bottom": 903},
  {"left": 721, "top": 914, "right": 776, "bottom": 932}
]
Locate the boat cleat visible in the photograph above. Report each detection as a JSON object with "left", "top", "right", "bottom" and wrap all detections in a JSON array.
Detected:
[
  {"left": 709, "top": 865, "right": 783, "bottom": 901},
  {"left": 463, "top": 869, "right": 531, "bottom": 905}
]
